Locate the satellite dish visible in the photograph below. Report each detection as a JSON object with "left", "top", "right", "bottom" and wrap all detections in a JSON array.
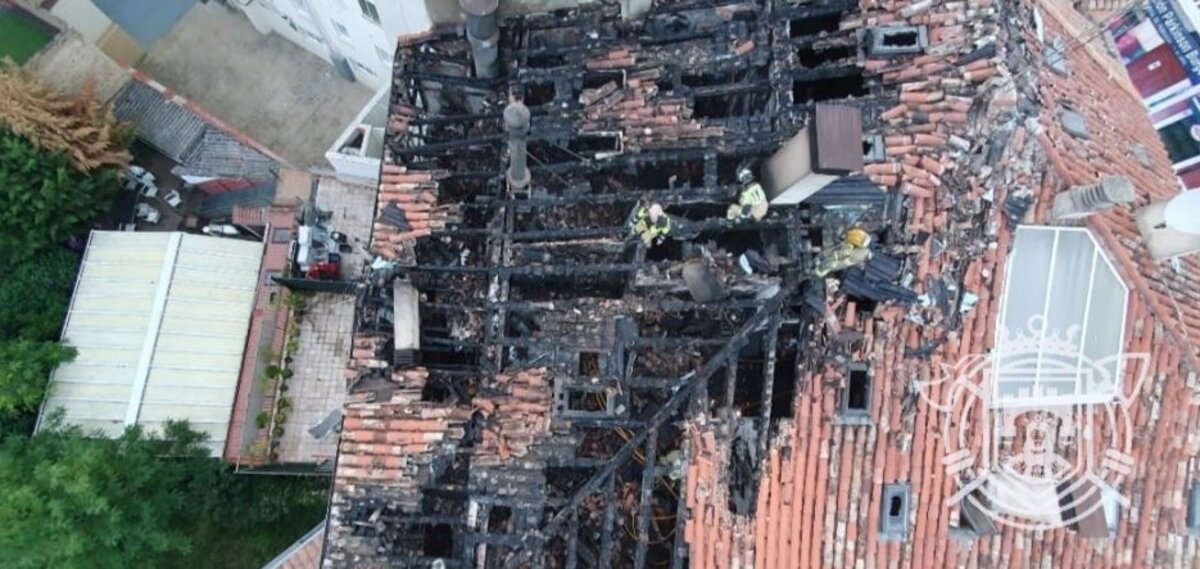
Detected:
[{"left": 1164, "top": 190, "right": 1200, "bottom": 235}]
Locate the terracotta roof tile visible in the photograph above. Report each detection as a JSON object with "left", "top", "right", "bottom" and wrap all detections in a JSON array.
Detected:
[{"left": 679, "top": 0, "right": 1200, "bottom": 567}]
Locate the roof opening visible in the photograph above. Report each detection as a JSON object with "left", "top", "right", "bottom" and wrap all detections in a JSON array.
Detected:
[
  {"left": 733, "top": 341, "right": 766, "bottom": 411},
  {"left": 527, "top": 52, "right": 566, "bottom": 68},
  {"left": 422, "top": 523, "right": 454, "bottom": 557},
  {"left": 880, "top": 483, "right": 910, "bottom": 540},
  {"left": 582, "top": 71, "right": 624, "bottom": 90},
  {"left": 882, "top": 31, "right": 918, "bottom": 47},
  {"left": 567, "top": 389, "right": 608, "bottom": 412},
  {"left": 770, "top": 324, "right": 800, "bottom": 420},
  {"left": 488, "top": 506, "right": 512, "bottom": 533},
  {"left": 838, "top": 363, "right": 871, "bottom": 423},
  {"left": 793, "top": 74, "right": 866, "bottom": 103},
  {"left": 797, "top": 44, "right": 855, "bottom": 68},
  {"left": 789, "top": 13, "right": 842, "bottom": 38},
  {"left": 567, "top": 133, "right": 622, "bottom": 156},
  {"left": 524, "top": 81, "right": 557, "bottom": 106},
  {"left": 865, "top": 26, "right": 927, "bottom": 56},
  {"left": 693, "top": 93, "right": 770, "bottom": 118},
  {"left": 578, "top": 352, "right": 600, "bottom": 376},
  {"left": 681, "top": 70, "right": 739, "bottom": 88}
]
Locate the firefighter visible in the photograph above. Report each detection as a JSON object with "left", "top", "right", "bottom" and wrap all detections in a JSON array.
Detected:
[
  {"left": 813, "top": 228, "right": 872, "bottom": 277},
  {"left": 726, "top": 167, "right": 769, "bottom": 221},
  {"left": 632, "top": 203, "right": 671, "bottom": 246}
]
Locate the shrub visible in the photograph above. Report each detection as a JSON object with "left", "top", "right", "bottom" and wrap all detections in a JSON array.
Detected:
[{"left": 255, "top": 412, "right": 270, "bottom": 429}]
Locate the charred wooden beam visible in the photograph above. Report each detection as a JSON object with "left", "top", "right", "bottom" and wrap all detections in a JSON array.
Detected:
[
  {"left": 633, "top": 427, "right": 659, "bottom": 569},
  {"left": 501, "top": 285, "right": 794, "bottom": 567}
]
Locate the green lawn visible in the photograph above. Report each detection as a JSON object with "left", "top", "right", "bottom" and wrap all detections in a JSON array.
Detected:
[{"left": 0, "top": 12, "right": 51, "bottom": 64}]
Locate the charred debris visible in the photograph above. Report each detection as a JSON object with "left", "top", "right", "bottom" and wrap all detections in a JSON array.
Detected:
[{"left": 325, "top": 0, "right": 964, "bottom": 567}]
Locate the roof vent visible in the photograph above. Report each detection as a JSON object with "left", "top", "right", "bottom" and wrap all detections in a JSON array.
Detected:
[
  {"left": 1052, "top": 176, "right": 1135, "bottom": 220},
  {"left": 1044, "top": 37, "right": 1069, "bottom": 75},
  {"left": 865, "top": 26, "right": 928, "bottom": 57},
  {"left": 1132, "top": 143, "right": 1152, "bottom": 168},
  {"left": 1060, "top": 107, "right": 1089, "bottom": 139},
  {"left": 879, "top": 484, "right": 911, "bottom": 541}
]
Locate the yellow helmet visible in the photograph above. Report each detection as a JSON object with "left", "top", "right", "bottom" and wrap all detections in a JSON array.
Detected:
[{"left": 844, "top": 228, "right": 871, "bottom": 248}]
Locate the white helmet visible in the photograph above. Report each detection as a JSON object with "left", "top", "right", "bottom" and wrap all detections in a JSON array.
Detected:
[{"left": 648, "top": 204, "right": 664, "bottom": 221}]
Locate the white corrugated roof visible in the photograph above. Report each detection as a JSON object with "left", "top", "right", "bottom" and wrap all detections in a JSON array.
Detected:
[{"left": 39, "top": 231, "right": 263, "bottom": 455}]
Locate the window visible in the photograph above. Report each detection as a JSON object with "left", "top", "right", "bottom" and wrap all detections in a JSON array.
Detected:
[
  {"left": 879, "top": 484, "right": 910, "bottom": 541},
  {"left": 331, "top": 20, "right": 351, "bottom": 42},
  {"left": 272, "top": 228, "right": 292, "bottom": 243},
  {"left": 375, "top": 45, "right": 392, "bottom": 65},
  {"left": 357, "top": 0, "right": 380, "bottom": 24},
  {"left": 992, "top": 226, "right": 1128, "bottom": 408}
]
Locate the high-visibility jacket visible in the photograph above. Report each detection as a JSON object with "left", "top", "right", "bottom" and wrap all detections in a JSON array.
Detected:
[
  {"left": 739, "top": 182, "right": 766, "bottom": 207},
  {"left": 633, "top": 207, "right": 671, "bottom": 243}
]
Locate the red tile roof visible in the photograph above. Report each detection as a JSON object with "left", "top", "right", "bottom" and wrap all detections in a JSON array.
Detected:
[
  {"left": 682, "top": 0, "right": 1200, "bottom": 567},
  {"left": 264, "top": 522, "right": 325, "bottom": 569}
]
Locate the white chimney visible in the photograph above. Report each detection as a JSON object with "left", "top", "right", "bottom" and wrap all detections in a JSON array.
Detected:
[{"left": 1136, "top": 189, "right": 1200, "bottom": 260}]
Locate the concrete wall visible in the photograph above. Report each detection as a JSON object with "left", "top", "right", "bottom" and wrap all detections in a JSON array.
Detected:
[
  {"left": 326, "top": 81, "right": 390, "bottom": 185},
  {"left": 48, "top": 0, "right": 111, "bottom": 43},
  {"left": 233, "top": 1, "right": 614, "bottom": 89},
  {"left": 25, "top": 31, "right": 131, "bottom": 103}
]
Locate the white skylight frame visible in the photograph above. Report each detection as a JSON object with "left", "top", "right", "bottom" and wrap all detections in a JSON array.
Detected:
[{"left": 990, "top": 226, "right": 1129, "bottom": 408}]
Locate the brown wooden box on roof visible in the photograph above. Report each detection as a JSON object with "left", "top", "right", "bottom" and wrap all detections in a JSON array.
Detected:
[{"left": 813, "top": 103, "right": 864, "bottom": 173}]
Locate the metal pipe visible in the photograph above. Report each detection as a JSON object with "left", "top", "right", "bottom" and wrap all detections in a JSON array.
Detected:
[
  {"left": 461, "top": 0, "right": 500, "bottom": 78},
  {"left": 505, "top": 101, "right": 531, "bottom": 193}
]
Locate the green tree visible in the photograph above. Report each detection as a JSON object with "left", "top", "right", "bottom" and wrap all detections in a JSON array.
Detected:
[
  {"left": 0, "top": 420, "right": 329, "bottom": 568},
  {"left": 0, "top": 340, "right": 75, "bottom": 415},
  {"left": 0, "top": 248, "right": 79, "bottom": 341},
  {"left": 0, "top": 421, "right": 219, "bottom": 569},
  {"left": 0, "top": 131, "right": 120, "bottom": 258}
]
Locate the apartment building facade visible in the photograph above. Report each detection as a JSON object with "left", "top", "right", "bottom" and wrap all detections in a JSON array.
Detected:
[{"left": 235, "top": 0, "right": 431, "bottom": 90}]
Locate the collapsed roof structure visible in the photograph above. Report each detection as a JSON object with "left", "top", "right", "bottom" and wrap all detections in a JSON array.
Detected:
[{"left": 319, "top": 0, "right": 1200, "bottom": 567}]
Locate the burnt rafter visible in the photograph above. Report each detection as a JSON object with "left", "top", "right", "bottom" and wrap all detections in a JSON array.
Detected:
[{"left": 326, "top": 0, "right": 880, "bottom": 567}]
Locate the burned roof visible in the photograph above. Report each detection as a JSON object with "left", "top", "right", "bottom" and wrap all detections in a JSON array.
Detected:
[{"left": 322, "top": 0, "right": 1200, "bottom": 568}]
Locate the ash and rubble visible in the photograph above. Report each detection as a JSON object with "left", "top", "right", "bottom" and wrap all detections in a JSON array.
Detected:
[{"left": 317, "top": 0, "right": 1111, "bottom": 567}]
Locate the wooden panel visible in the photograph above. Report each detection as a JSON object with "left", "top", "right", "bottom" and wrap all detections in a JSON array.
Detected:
[{"left": 813, "top": 103, "right": 864, "bottom": 173}]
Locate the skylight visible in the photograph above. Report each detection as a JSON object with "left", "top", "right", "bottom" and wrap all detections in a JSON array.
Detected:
[{"left": 991, "top": 226, "right": 1128, "bottom": 407}]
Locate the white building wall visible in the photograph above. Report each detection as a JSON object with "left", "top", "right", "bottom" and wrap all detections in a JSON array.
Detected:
[
  {"left": 233, "top": 0, "right": 434, "bottom": 90},
  {"left": 49, "top": 0, "right": 113, "bottom": 44}
]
